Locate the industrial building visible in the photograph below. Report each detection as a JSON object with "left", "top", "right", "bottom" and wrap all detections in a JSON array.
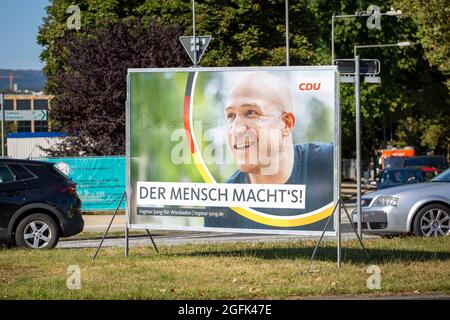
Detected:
[{"left": 2, "top": 94, "right": 52, "bottom": 132}]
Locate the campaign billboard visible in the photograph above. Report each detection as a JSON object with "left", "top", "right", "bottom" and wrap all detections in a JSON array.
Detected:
[{"left": 127, "top": 67, "right": 339, "bottom": 235}]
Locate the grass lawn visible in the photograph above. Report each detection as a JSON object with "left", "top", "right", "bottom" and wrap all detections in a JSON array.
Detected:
[{"left": 0, "top": 236, "right": 449, "bottom": 299}]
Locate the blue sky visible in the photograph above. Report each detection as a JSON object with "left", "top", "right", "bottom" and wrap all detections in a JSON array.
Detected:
[{"left": 0, "top": 0, "right": 50, "bottom": 70}]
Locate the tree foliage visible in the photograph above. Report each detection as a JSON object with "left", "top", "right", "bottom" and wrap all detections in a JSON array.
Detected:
[
  {"left": 42, "top": 18, "right": 188, "bottom": 156},
  {"left": 37, "top": 0, "right": 450, "bottom": 160},
  {"left": 309, "top": 0, "right": 449, "bottom": 162},
  {"left": 393, "top": 0, "right": 450, "bottom": 90},
  {"left": 136, "top": 0, "right": 321, "bottom": 66}
]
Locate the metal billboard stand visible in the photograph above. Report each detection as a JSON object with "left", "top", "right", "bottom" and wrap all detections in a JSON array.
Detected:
[
  {"left": 126, "top": 66, "right": 359, "bottom": 269},
  {"left": 307, "top": 198, "right": 370, "bottom": 272},
  {"left": 92, "top": 191, "right": 159, "bottom": 261}
]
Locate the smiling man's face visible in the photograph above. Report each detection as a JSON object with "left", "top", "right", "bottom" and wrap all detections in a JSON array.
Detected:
[{"left": 225, "top": 75, "right": 290, "bottom": 175}]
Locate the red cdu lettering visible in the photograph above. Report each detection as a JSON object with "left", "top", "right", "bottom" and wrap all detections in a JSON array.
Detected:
[{"left": 298, "top": 83, "right": 321, "bottom": 91}]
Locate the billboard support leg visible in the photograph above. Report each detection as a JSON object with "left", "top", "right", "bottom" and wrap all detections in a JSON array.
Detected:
[
  {"left": 146, "top": 229, "right": 159, "bottom": 253},
  {"left": 92, "top": 191, "right": 126, "bottom": 261},
  {"left": 125, "top": 224, "right": 129, "bottom": 258},
  {"left": 307, "top": 198, "right": 370, "bottom": 272},
  {"left": 341, "top": 200, "right": 370, "bottom": 262},
  {"left": 307, "top": 202, "right": 337, "bottom": 272},
  {"left": 337, "top": 200, "right": 341, "bottom": 268}
]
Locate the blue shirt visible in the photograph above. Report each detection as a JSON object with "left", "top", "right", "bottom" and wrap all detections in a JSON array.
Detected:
[{"left": 204, "top": 143, "right": 334, "bottom": 230}]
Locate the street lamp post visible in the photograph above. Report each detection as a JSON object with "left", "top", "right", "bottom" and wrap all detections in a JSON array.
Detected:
[
  {"left": 331, "top": 9, "right": 402, "bottom": 64},
  {"left": 192, "top": 0, "right": 197, "bottom": 67},
  {"left": 331, "top": 8, "right": 404, "bottom": 244},
  {"left": 354, "top": 41, "right": 410, "bottom": 238},
  {"left": 285, "top": 0, "right": 289, "bottom": 66}
]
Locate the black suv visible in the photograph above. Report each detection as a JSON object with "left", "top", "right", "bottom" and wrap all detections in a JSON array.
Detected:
[{"left": 0, "top": 159, "right": 84, "bottom": 249}]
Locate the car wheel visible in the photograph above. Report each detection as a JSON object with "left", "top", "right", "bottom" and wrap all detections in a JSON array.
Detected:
[
  {"left": 413, "top": 204, "right": 450, "bottom": 237},
  {"left": 15, "top": 214, "right": 59, "bottom": 249}
]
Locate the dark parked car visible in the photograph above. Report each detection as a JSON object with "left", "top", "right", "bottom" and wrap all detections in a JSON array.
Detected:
[
  {"left": 0, "top": 159, "right": 83, "bottom": 249},
  {"left": 377, "top": 167, "right": 439, "bottom": 190},
  {"left": 383, "top": 156, "right": 406, "bottom": 169},
  {"left": 403, "top": 155, "right": 449, "bottom": 173}
]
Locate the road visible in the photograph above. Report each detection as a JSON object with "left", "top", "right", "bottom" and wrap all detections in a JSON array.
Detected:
[{"left": 58, "top": 204, "right": 380, "bottom": 249}]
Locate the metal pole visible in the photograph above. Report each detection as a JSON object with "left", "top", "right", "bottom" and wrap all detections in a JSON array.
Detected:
[
  {"left": 146, "top": 229, "right": 159, "bottom": 253},
  {"left": 331, "top": 13, "right": 335, "bottom": 64},
  {"left": 354, "top": 52, "right": 362, "bottom": 239},
  {"left": 192, "top": 0, "right": 197, "bottom": 67},
  {"left": 125, "top": 187, "right": 129, "bottom": 257},
  {"left": 337, "top": 200, "right": 341, "bottom": 268},
  {"left": 285, "top": 0, "right": 289, "bottom": 66},
  {"left": 0, "top": 93, "right": 4, "bottom": 158},
  {"left": 307, "top": 204, "right": 337, "bottom": 273},
  {"left": 92, "top": 191, "right": 126, "bottom": 261},
  {"left": 125, "top": 224, "right": 129, "bottom": 258}
]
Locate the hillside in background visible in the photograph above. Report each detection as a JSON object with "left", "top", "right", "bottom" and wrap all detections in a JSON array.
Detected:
[{"left": 0, "top": 69, "right": 46, "bottom": 92}]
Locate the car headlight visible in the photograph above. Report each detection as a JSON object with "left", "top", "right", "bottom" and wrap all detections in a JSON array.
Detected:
[
  {"left": 372, "top": 196, "right": 399, "bottom": 207},
  {"left": 361, "top": 198, "right": 372, "bottom": 207}
]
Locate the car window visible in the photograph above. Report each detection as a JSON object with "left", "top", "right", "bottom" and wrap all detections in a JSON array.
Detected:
[
  {"left": 380, "top": 171, "right": 402, "bottom": 183},
  {"left": 404, "top": 157, "right": 448, "bottom": 170},
  {"left": 51, "top": 164, "right": 72, "bottom": 181},
  {"left": 380, "top": 170, "right": 422, "bottom": 184},
  {"left": 403, "top": 170, "right": 422, "bottom": 183},
  {"left": 434, "top": 158, "right": 449, "bottom": 170},
  {"left": 432, "top": 169, "right": 450, "bottom": 182},
  {"left": 384, "top": 157, "right": 405, "bottom": 168},
  {"left": 404, "top": 158, "right": 427, "bottom": 167},
  {"left": 8, "top": 164, "right": 36, "bottom": 181},
  {"left": 23, "top": 163, "right": 72, "bottom": 183},
  {"left": 422, "top": 170, "right": 438, "bottom": 181},
  {"left": 0, "top": 164, "right": 16, "bottom": 183}
]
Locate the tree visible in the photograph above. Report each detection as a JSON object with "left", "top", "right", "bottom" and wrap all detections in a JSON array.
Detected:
[
  {"left": 43, "top": 18, "right": 189, "bottom": 156},
  {"left": 137, "top": 0, "right": 322, "bottom": 66},
  {"left": 38, "top": 0, "right": 149, "bottom": 94},
  {"left": 391, "top": 0, "right": 450, "bottom": 157},
  {"left": 393, "top": 0, "right": 450, "bottom": 91},
  {"left": 37, "top": 0, "right": 325, "bottom": 156},
  {"left": 309, "top": 0, "right": 449, "bottom": 161},
  {"left": 38, "top": 0, "right": 450, "bottom": 159},
  {"left": 38, "top": 0, "right": 322, "bottom": 92}
]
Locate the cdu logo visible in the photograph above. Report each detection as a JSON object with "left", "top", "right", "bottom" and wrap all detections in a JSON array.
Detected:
[{"left": 298, "top": 83, "right": 321, "bottom": 91}]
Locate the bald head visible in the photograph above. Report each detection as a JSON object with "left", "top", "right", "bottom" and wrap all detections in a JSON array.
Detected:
[
  {"left": 228, "top": 72, "right": 293, "bottom": 114},
  {"left": 225, "top": 72, "right": 296, "bottom": 178}
]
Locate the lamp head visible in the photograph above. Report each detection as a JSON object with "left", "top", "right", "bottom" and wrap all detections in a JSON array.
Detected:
[{"left": 397, "top": 41, "right": 410, "bottom": 47}]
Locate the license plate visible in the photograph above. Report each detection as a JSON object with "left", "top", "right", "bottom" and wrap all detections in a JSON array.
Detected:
[{"left": 352, "top": 214, "right": 359, "bottom": 222}]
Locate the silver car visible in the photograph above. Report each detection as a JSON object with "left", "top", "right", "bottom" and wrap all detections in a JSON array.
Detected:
[{"left": 352, "top": 168, "right": 450, "bottom": 237}]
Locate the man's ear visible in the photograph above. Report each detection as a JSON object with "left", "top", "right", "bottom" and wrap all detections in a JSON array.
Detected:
[{"left": 282, "top": 112, "right": 295, "bottom": 137}]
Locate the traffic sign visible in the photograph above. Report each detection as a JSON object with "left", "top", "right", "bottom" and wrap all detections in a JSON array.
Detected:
[
  {"left": 179, "top": 35, "right": 212, "bottom": 65},
  {"left": 0, "top": 110, "right": 47, "bottom": 121},
  {"left": 333, "top": 59, "right": 380, "bottom": 75},
  {"left": 339, "top": 75, "right": 381, "bottom": 84}
]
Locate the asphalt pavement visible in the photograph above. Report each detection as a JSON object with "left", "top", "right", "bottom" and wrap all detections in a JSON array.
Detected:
[{"left": 58, "top": 204, "right": 380, "bottom": 249}]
